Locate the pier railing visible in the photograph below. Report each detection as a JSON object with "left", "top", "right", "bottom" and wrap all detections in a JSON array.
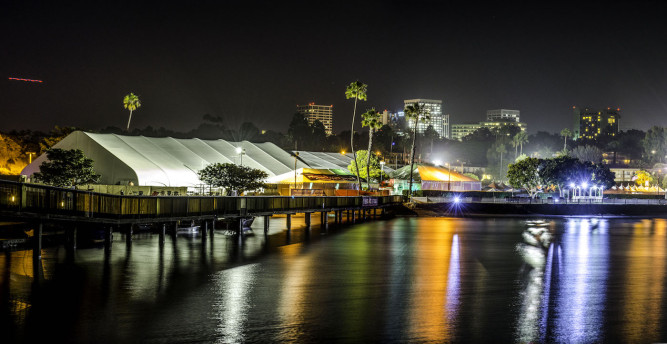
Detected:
[
  {"left": 423, "top": 196, "right": 667, "bottom": 205},
  {"left": 0, "top": 180, "right": 404, "bottom": 220}
]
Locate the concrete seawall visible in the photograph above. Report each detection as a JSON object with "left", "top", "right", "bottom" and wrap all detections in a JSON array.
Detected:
[{"left": 417, "top": 202, "right": 667, "bottom": 218}]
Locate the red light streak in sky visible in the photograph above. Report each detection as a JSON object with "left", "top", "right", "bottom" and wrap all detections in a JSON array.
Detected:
[{"left": 8, "top": 77, "right": 43, "bottom": 83}]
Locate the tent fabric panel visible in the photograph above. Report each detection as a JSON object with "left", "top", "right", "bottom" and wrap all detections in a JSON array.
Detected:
[
  {"left": 111, "top": 135, "right": 198, "bottom": 186},
  {"left": 86, "top": 133, "right": 173, "bottom": 186},
  {"left": 253, "top": 142, "right": 309, "bottom": 171},
  {"left": 233, "top": 141, "right": 292, "bottom": 176}
]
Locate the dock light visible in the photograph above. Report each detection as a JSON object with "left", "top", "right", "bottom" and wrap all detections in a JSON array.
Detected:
[{"left": 453, "top": 196, "right": 461, "bottom": 204}]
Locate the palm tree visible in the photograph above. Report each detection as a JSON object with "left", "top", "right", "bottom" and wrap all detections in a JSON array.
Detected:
[
  {"left": 404, "top": 102, "right": 430, "bottom": 197},
  {"left": 345, "top": 81, "right": 368, "bottom": 193},
  {"left": 123, "top": 93, "right": 141, "bottom": 131},
  {"left": 361, "top": 108, "right": 382, "bottom": 190},
  {"left": 496, "top": 143, "right": 507, "bottom": 181},
  {"left": 514, "top": 131, "right": 529, "bottom": 156},
  {"left": 511, "top": 136, "right": 519, "bottom": 160},
  {"left": 560, "top": 128, "right": 572, "bottom": 151}
]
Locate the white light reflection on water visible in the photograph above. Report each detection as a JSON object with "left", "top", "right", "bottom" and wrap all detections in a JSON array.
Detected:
[
  {"left": 445, "top": 234, "right": 460, "bottom": 323},
  {"left": 515, "top": 223, "right": 552, "bottom": 343},
  {"left": 211, "top": 263, "right": 259, "bottom": 343},
  {"left": 553, "top": 218, "right": 609, "bottom": 343}
]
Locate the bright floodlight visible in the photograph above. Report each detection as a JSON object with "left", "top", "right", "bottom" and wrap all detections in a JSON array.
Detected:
[
  {"left": 569, "top": 183, "right": 575, "bottom": 188},
  {"left": 433, "top": 160, "right": 442, "bottom": 166},
  {"left": 582, "top": 182, "right": 588, "bottom": 188},
  {"left": 454, "top": 196, "right": 461, "bottom": 203},
  {"left": 236, "top": 147, "right": 243, "bottom": 154}
]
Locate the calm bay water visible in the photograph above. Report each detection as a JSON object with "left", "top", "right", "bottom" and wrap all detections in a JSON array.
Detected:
[{"left": 2, "top": 216, "right": 667, "bottom": 343}]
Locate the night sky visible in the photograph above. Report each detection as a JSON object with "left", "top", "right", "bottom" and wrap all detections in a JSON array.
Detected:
[{"left": 2, "top": 1, "right": 667, "bottom": 134}]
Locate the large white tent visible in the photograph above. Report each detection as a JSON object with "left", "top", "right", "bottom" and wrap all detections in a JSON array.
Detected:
[{"left": 21, "top": 131, "right": 310, "bottom": 187}]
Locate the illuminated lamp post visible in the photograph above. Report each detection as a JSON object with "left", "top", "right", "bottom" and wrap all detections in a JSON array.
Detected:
[
  {"left": 236, "top": 147, "right": 245, "bottom": 166},
  {"left": 294, "top": 151, "right": 299, "bottom": 191},
  {"left": 446, "top": 162, "right": 451, "bottom": 191},
  {"left": 380, "top": 161, "right": 385, "bottom": 185}
]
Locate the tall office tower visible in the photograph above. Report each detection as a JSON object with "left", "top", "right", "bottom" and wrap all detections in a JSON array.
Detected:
[
  {"left": 296, "top": 103, "right": 334, "bottom": 136},
  {"left": 403, "top": 99, "right": 449, "bottom": 139},
  {"left": 572, "top": 106, "right": 621, "bottom": 140},
  {"left": 486, "top": 109, "right": 520, "bottom": 122}
]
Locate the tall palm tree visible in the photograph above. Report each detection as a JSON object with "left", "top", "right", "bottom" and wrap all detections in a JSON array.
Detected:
[
  {"left": 345, "top": 81, "right": 368, "bottom": 193},
  {"left": 560, "top": 128, "right": 572, "bottom": 151},
  {"left": 496, "top": 143, "right": 507, "bottom": 181},
  {"left": 514, "top": 131, "right": 529, "bottom": 156},
  {"left": 511, "top": 136, "right": 519, "bottom": 160},
  {"left": 361, "top": 108, "right": 382, "bottom": 190},
  {"left": 404, "top": 102, "right": 430, "bottom": 197},
  {"left": 123, "top": 93, "right": 141, "bottom": 131}
]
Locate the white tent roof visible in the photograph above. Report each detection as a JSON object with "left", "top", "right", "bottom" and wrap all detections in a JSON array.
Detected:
[
  {"left": 21, "top": 131, "right": 310, "bottom": 187},
  {"left": 295, "top": 151, "right": 395, "bottom": 172}
]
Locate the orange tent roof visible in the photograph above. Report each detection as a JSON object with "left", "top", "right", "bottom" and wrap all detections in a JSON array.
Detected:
[{"left": 415, "top": 165, "right": 478, "bottom": 182}]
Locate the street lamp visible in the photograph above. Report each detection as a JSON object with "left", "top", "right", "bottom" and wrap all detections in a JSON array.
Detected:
[
  {"left": 236, "top": 147, "right": 245, "bottom": 166},
  {"left": 380, "top": 161, "right": 385, "bottom": 185},
  {"left": 294, "top": 151, "right": 299, "bottom": 191},
  {"left": 446, "top": 162, "right": 451, "bottom": 191}
]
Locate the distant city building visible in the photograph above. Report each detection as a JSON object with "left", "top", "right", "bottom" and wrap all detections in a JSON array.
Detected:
[
  {"left": 572, "top": 106, "right": 620, "bottom": 140},
  {"left": 450, "top": 109, "right": 526, "bottom": 141},
  {"left": 486, "top": 109, "right": 520, "bottom": 122},
  {"left": 403, "top": 99, "right": 449, "bottom": 139},
  {"left": 451, "top": 123, "right": 482, "bottom": 141},
  {"left": 296, "top": 103, "right": 334, "bottom": 136}
]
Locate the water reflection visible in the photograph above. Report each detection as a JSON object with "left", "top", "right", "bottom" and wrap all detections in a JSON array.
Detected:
[
  {"left": 2, "top": 217, "right": 667, "bottom": 342},
  {"left": 515, "top": 220, "right": 554, "bottom": 342}
]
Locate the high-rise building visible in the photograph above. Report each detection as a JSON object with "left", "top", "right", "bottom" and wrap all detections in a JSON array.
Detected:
[
  {"left": 486, "top": 109, "right": 520, "bottom": 122},
  {"left": 572, "top": 106, "right": 620, "bottom": 140},
  {"left": 450, "top": 109, "right": 526, "bottom": 141},
  {"left": 403, "top": 99, "right": 449, "bottom": 139},
  {"left": 296, "top": 103, "right": 334, "bottom": 136}
]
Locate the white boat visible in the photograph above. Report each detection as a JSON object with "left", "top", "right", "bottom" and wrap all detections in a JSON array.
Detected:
[{"left": 176, "top": 225, "right": 200, "bottom": 235}]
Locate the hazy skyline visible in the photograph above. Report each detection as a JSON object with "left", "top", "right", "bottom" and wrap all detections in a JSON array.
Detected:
[{"left": 2, "top": 1, "right": 667, "bottom": 134}]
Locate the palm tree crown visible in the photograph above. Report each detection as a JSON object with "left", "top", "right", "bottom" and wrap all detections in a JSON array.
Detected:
[
  {"left": 404, "top": 102, "right": 430, "bottom": 197},
  {"left": 123, "top": 93, "right": 141, "bottom": 131},
  {"left": 345, "top": 82, "right": 368, "bottom": 102},
  {"left": 361, "top": 108, "right": 383, "bottom": 189},
  {"left": 345, "top": 81, "right": 368, "bottom": 193}
]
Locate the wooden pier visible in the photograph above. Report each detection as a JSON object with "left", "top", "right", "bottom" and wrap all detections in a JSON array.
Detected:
[{"left": 0, "top": 180, "right": 404, "bottom": 257}]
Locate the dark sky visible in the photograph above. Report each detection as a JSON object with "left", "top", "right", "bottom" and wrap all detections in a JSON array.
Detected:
[{"left": 2, "top": 1, "right": 667, "bottom": 134}]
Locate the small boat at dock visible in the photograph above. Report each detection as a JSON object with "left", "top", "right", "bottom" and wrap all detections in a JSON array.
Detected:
[{"left": 176, "top": 225, "right": 200, "bottom": 236}]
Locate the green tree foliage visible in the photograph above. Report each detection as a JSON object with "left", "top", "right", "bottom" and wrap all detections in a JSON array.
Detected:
[
  {"left": 39, "top": 126, "right": 78, "bottom": 153},
  {"left": 570, "top": 145, "right": 603, "bottom": 163},
  {"left": 123, "top": 93, "right": 141, "bottom": 131},
  {"left": 539, "top": 156, "right": 615, "bottom": 195},
  {"left": 345, "top": 81, "right": 368, "bottom": 191},
  {"left": 642, "top": 126, "right": 667, "bottom": 165},
  {"left": 361, "top": 108, "right": 382, "bottom": 189},
  {"left": 507, "top": 157, "right": 542, "bottom": 198},
  {"left": 33, "top": 148, "right": 100, "bottom": 187},
  {"left": 464, "top": 172, "right": 480, "bottom": 181},
  {"left": 198, "top": 163, "right": 268, "bottom": 195},
  {"left": 346, "top": 150, "right": 387, "bottom": 183},
  {"left": 538, "top": 156, "right": 579, "bottom": 196},
  {"left": 404, "top": 102, "right": 430, "bottom": 196}
]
